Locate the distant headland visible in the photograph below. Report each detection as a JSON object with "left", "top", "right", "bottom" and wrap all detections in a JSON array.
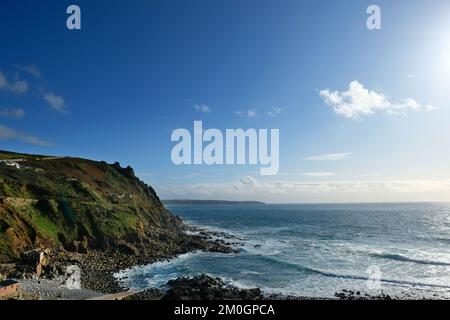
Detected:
[{"left": 162, "top": 200, "right": 265, "bottom": 205}]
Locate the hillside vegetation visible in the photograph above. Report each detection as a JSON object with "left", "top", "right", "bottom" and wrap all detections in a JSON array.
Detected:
[{"left": 0, "top": 150, "right": 183, "bottom": 262}]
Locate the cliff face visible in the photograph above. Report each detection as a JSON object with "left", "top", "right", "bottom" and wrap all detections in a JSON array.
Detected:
[{"left": 0, "top": 150, "right": 182, "bottom": 262}]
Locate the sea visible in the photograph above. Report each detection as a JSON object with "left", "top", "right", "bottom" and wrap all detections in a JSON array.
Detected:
[{"left": 115, "top": 203, "right": 450, "bottom": 299}]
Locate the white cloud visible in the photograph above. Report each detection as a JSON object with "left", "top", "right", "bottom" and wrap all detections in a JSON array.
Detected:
[
  {"left": 235, "top": 109, "right": 257, "bottom": 118},
  {"left": 44, "top": 92, "right": 66, "bottom": 112},
  {"left": 0, "top": 70, "right": 28, "bottom": 94},
  {"left": 194, "top": 104, "right": 211, "bottom": 113},
  {"left": 157, "top": 175, "right": 450, "bottom": 203},
  {"left": 302, "top": 153, "right": 352, "bottom": 161},
  {"left": 18, "top": 65, "right": 42, "bottom": 78},
  {"left": 266, "top": 106, "right": 284, "bottom": 117},
  {"left": 247, "top": 109, "right": 256, "bottom": 117},
  {"left": 0, "top": 108, "right": 25, "bottom": 119},
  {"left": 0, "top": 124, "right": 51, "bottom": 146},
  {"left": 1, "top": 68, "right": 68, "bottom": 116},
  {"left": 302, "top": 172, "right": 335, "bottom": 177},
  {"left": 423, "top": 104, "right": 436, "bottom": 112},
  {"left": 320, "top": 80, "right": 435, "bottom": 119}
]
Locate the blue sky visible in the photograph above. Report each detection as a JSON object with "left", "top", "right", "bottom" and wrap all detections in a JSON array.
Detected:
[{"left": 1, "top": 0, "right": 450, "bottom": 202}]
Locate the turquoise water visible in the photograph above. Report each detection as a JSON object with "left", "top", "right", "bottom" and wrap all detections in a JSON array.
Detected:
[{"left": 116, "top": 203, "right": 450, "bottom": 298}]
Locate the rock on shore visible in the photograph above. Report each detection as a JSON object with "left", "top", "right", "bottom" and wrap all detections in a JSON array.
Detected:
[{"left": 126, "top": 274, "right": 265, "bottom": 300}]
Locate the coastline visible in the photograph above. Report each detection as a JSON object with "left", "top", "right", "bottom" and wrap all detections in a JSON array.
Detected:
[
  {"left": 72, "top": 225, "right": 238, "bottom": 294},
  {"left": 4, "top": 217, "right": 444, "bottom": 300},
  {"left": 1, "top": 223, "right": 237, "bottom": 300},
  {"left": 108, "top": 224, "right": 397, "bottom": 301},
  {"left": 108, "top": 222, "right": 448, "bottom": 301}
]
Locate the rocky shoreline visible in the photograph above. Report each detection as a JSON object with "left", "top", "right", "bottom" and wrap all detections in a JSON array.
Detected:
[
  {"left": 1, "top": 223, "right": 239, "bottom": 296},
  {"left": 0, "top": 225, "right": 238, "bottom": 298},
  {"left": 125, "top": 274, "right": 280, "bottom": 300},
  {"left": 0, "top": 224, "right": 428, "bottom": 300},
  {"left": 56, "top": 226, "right": 238, "bottom": 294},
  {"left": 123, "top": 274, "right": 401, "bottom": 300}
]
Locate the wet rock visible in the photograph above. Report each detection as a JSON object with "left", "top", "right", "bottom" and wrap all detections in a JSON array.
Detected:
[
  {"left": 161, "top": 274, "right": 264, "bottom": 300},
  {"left": 334, "top": 289, "right": 396, "bottom": 300}
]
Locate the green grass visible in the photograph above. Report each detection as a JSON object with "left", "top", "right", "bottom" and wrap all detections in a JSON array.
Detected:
[
  {"left": 31, "top": 214, "right": 62, "bottom": 241},
  {"left": 0, "top": 150, "right": 47, "bottom": 160},
  {"left": 95, "top": 209, "right": 139, "bottom": 238},
  {"left": 79, "top": 183, "right": 105, "bottom": 203},
  {"left": 0, "top": 234, "right": 14, "bottom": 258}
]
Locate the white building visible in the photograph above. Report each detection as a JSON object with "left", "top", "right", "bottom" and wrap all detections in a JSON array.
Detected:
[{"left": 1, "top": 160, "right": 21, "bottom": 169}]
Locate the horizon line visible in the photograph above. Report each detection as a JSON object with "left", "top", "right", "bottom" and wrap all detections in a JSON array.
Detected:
[{"left": 162, "top": 199, "right": 450, "bottom": 205}]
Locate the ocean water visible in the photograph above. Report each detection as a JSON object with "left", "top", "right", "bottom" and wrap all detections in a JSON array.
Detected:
[{"left": 115, "top": 203, "right": 450, "bottom": 298}]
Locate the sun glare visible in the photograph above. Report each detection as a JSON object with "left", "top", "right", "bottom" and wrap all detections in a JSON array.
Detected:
[
  {"left": 437, "top": 36, "right": 450, "bottom": 75},
  {"left": 432, "top": 12, "right": 450, "bottom": 77}
]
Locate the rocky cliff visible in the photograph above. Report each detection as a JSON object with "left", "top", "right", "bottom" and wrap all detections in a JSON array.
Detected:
[{"left": 0, "top": 150, "right": 188, "bottom": 262}]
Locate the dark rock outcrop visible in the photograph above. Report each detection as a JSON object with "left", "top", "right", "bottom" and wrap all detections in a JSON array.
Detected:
[{"left": 126, "top": 274, "right": 265, "bottom": 300}]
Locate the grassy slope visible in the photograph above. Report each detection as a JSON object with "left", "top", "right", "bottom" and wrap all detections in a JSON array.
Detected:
[
  {"left": 0, "top": 150, "right": 181, "bottom": 262},
  {"left": 0, "top": 150, "right": 48, "bottom": 160}
]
